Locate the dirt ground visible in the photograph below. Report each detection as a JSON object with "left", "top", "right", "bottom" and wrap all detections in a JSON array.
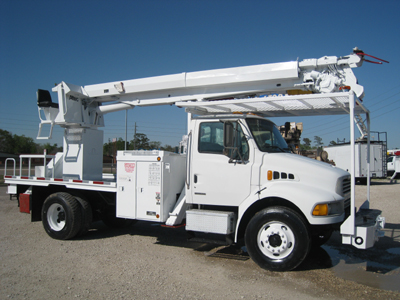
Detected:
[{"left": 0, "top": 180, "right": 399, "bottom": 300}]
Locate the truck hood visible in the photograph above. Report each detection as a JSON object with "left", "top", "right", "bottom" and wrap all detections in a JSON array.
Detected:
[{"left": 261, "top": 152, "right": 349, "bottom": 195}]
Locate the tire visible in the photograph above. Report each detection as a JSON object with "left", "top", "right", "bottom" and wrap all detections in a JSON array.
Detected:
[
  {"left": 311, "top": 229, "right": 333, "bottom": 247},
  {"left": 42, "top": 192, "right": 82, "bottom": 240},
  {"left": 75, "top": 197, "right": 93, "bottom": 237},
  {"left": 101, "top": 206, "right": 134, "bottom": 228},
  {"left": 245, "top": 206, "right": 311, "bottom": 271}
]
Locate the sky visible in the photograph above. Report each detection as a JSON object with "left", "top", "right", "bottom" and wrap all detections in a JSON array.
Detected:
[{"left": 1, "top": 0, "right": 399, "bottom": 150}]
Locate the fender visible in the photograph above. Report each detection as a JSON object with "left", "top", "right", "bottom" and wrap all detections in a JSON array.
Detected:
[{"left": 235, "top": 181, "right": 345, "bottom": 242}]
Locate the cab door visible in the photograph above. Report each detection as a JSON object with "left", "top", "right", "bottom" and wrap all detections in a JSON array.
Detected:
[{"left": 188, "top": 120, "right": 253, "bottom": 207}]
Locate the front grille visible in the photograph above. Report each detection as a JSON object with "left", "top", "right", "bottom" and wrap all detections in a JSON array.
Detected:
[
  {"left": 344, "top": 198, "right": 350, "bottom": 209},
  {"left": 342, "top": 177, "right": 351, "bottom": 196}
]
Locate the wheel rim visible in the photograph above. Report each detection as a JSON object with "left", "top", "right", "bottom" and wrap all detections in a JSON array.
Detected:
[
  {"left": 47, "top": 203, "right": 66, "bottom": 231},
  {"left": 257, "top": 221, "right": 295, "bottom": 260}
]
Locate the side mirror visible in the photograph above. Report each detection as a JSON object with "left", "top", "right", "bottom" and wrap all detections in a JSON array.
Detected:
[
  {"left": 223, "top": 121, "right": 244, "bottom": 163},
  {"left": 224, "top": 122, "right": 235, "bottom": 148}
]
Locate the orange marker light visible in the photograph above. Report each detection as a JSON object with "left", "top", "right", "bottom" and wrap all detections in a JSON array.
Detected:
[{"left": 267, "top": 170, "right": 273, "bottom": 181}]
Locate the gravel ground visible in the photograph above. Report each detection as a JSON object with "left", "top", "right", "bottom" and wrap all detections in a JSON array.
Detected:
[{"left": 0, "top": 180, "right": 399, "bottom": 300}]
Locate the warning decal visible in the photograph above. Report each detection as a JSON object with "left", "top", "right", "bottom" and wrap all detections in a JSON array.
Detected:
[
  {"left": 148, "top": 163, "right": 161, "bottom": 186},
  {"left": 124, "top": 163, "right": 136, "bottom": 173}
]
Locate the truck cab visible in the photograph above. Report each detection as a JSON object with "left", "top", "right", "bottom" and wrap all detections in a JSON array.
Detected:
[
  {"left": 188, "top": 114, "right": 349, "bottom": 218},
  {"left": 185, "top": 114, "right": 351, "bottom": 270}
]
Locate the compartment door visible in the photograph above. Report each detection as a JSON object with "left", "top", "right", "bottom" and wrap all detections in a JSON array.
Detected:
[
  {"left": 136, "top": 162, "right": 162, "bottom": 221},
  {"left": 116, "top": 161, "right": 137, "bottom": 219}
]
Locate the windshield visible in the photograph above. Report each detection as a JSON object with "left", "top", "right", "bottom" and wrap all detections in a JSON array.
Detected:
[{"left": 246, "top": 118, "right": 290, "bottom": 153}]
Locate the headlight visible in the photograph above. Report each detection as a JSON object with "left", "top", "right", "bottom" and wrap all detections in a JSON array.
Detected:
[
  {"left": 312, "top": 204, "right": 329, "bottom": 216},
  {"left": 312, "top": 201, "right": 344, "bottom": 216}
]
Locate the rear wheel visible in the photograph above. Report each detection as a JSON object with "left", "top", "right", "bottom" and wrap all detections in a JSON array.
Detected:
[
  {"left": 245, "top": 206, "right": 310, "bottom": 271},
  {"left": 75, "top": 197, "right": 92, "bottom": 237},
  {"left": 42, "top": 192, "right": 82, "bottom": 240}
]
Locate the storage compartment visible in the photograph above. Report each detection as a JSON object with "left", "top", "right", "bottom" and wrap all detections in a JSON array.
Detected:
[
  {"left": 116, "top": 150, "right": 186, "bottom": 222},
  {"left": 186, "top": 210, "right": 237, "bottom": 235}
]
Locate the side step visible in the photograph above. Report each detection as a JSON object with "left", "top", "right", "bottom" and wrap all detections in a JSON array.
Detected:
[
  {"left": 187, "top": 231, "right": 234, "bottom": 246},
  {"left": 165, "top": 187, "right": 187, "bottom": 226}
]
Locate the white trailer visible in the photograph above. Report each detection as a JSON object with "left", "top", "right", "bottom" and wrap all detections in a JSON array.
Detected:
[
  {"left": 4, "top": 49, "right": 386, "bottom": 271},
  {"left": 324, "top": 141, "right": 386, "bottom": 184}
]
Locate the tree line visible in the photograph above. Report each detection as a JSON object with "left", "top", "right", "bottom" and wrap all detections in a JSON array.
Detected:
[
  {"left": 299, "top": 136, "right": 337, "bottom": 151},
  {"left": 1, "top": 128, "right": 335, "bottom": 156},
  {"left": 0, "top": 129, "right": 62, "bottom": 155},
  {"left": 0, "top": 129, "right": 175, "bottom": 155},
  {"left": 103, "top": 133, "right": 176, "bottom": 156}
]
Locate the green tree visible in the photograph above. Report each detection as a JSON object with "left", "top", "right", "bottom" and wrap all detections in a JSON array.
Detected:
[
  {"left": 301, "top": 137, "right": 312, "bottom": 150},
  {"left": 39, "top": 143, "right": 63, "bottom": 154},
  {"left": 12, "top": 134, "right": 37, "bottom": 154},
  {"left": 303, "top": 138, "right": 311, "bottom": 147},
  {"left": 131, "top": 133, "right": 150, "bottom": 150},
  {"left": 314, "top": 136, "right": 323, "bottom": 148},
  {"left": 0, "top": 129, "right": 13, "bottom": 153},
  {"left": 0, "top": 130, "right": 43, "bottom": 154},
  {"left": 103, "top": 133, "right": 174, "bottom": 153},
  {"left": 103, "top": 138, "right": 127, "bottom": 156},
  {"left": 149, "top": 141, "right": 161, "bottom": 149},
  {"left": 161, "top": 144, "right": 175, "bottom": 152}
]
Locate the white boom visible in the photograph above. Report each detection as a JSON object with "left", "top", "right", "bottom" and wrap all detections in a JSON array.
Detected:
[{"left": 37, "top": 50, "right": 365, "bottom": 138}]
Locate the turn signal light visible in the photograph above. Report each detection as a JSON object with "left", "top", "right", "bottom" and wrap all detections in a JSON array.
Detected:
[
  {"left": 312, "top": 204, "right": 329, "bottom": 216},
  {"left": 267, "top": 170, "right": 273, "bottom": 181}
]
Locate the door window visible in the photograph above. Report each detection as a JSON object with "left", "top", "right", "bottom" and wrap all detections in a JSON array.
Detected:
[
  {"left": 198, "top": 121, "right": 249, "bottom": 161},
  {"left": 198, "top": 122, "right": 224, "bottom": 154}
]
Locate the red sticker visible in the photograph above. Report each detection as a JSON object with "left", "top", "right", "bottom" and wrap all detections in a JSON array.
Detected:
[{"left": 124, "top": 163, "right": 135, "bottom": 173}]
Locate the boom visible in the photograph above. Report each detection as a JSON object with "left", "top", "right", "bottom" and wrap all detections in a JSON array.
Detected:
[{"left": 37, "top": 49, "right": 365, "bottom": 138}]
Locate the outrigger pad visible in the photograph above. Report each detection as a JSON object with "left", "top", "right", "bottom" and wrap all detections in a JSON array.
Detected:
[{"left": 355, "top": 209, "right": 383, "bottom": 227}]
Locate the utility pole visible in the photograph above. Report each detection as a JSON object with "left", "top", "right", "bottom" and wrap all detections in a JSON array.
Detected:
[
  {"left": 125, "top": 110, "right": 127, "bottom": 150},
  {"left": 134, "top": 122, "right": 137, "bottom": 150}
]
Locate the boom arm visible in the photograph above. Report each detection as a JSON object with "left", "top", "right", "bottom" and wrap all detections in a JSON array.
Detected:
[{"left": 37, "top": 49, "right": 365, "bottom": 138}]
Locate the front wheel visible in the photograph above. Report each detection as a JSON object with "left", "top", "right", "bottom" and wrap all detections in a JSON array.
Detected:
[
  {"left": 311, "top": 229, "right": 333, "bottom": 247},
  {"left": 245, "top": 206, "right": 310, "bottom": 271},
  {"left": 42, "top": 192, "right": 82, "bottom": 240}
]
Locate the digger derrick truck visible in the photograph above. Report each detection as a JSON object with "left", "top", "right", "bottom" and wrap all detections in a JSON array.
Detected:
[{"left": 4, "top": 49, "right": 386, "bottom": 271}]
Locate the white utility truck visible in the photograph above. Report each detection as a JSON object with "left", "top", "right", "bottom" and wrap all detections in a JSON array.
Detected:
[
  {"left": 4, "top": 49, "right": 386, "bottom": 271},
  {"left": 387, "top": 152, "right": 400, "bottom": 182}
]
